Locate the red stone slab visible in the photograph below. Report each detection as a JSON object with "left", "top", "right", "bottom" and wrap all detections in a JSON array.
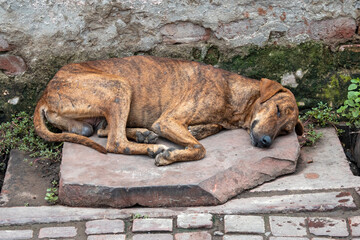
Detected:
[{"left": 59, "top": 129, "right": 300, "bottom": 208}]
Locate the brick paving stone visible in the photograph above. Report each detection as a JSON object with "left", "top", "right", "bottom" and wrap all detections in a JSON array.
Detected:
[
  {"left": 269, "top": 216, "right": 307, "bottom": 236},
  {"left": 224, "top": 215, "right": 265, "bottom": 233},
  {"left": 38, "top": 226, "right": 77, "bottom": 238},
  {"left": 223, "top": 235, "right": 264, "bottom": 240},
  {"left": 132, "top": 218, "right": 173, "bottom": 232},
  {"left": 349, "top": 216, "right": 360, "bottom": 236},
  {"left": 269, "top": 238, "right": 309, "bottom": 240},
  {"left": 308, "top": 217, "right": 348, "bottom": 237},
  {"left": 0, "top": 206, "right": 130, "bottom": 226},
  {"left": 87, "top": 235, "right": 126, "bottom": 240},
  {"left": 85, "top": 219, "right": 124, "bottom": 234},
  {"left": 311, "top": 238, "right": 342, "bottom": 240},
  {"left": 177, "top": 213, "right": 213, "bottom": 229},
  {"left": 175, "top": 232, "right": 211, "bottom": 240},
  {"left": 0, "top": 230, "right": 33, "bottom": 239},
  {"left": 133, "top": 233, "right": 173, "bottom": 240},
  {"left": 0, "top": 191, "right": 356, "bottom": 226}
]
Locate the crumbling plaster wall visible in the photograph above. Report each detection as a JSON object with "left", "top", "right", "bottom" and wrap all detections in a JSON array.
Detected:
[{"left": 0, "top": 0, "right": 359, "bottom": 121}]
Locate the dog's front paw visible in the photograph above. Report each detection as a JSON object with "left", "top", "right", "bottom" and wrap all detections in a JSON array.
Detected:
[
  {"left": 147, "top": 144, "right": 168, "bottom": 158},
  {"left": 154, "top": 148, "right": 176, "bottom": 166},
  {"left": 136, "top": 130, "right": 158, "bottom": 144}
]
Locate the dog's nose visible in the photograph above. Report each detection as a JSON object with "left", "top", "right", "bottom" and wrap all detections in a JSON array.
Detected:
[{"left": 260, "top": 135, "right": 272, "bottom": 148}]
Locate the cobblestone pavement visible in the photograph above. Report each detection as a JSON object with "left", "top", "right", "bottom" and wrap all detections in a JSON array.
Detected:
[
  {"left": 1, "top": 129, "right": 360, "bottom": 239},
  {"left": 2, "top": 205, "right": 360, "bottom": 239}
]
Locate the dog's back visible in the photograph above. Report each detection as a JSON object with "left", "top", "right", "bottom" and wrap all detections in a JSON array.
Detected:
[{"left": 72, "top": 56, "right": 232, "bottom": 128}]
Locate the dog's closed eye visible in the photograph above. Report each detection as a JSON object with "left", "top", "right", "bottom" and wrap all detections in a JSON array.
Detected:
[{"left": 276, "top": 105, "right": 281, "bottom": 118}]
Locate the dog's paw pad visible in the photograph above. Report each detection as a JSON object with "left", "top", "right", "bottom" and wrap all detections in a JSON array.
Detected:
[
  {"left": 136, "top": 131, "right": 158, "bottom": 144},
  {"left": 147, "top": 145, "right": 168, "bottom": 158},
  {"left": 154, "top": 148, "right": 176, "bottom": 166},
  {"left": 155, "top": 154, "right": 172, "bottom": 166}
]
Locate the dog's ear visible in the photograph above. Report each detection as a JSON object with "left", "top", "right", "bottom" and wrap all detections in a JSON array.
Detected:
[
  {"left": 295, "top": 119, "right": 304, "bottom": 136},
  {"left": 260, "top": 78, "right": 286, "bottom": 103}
]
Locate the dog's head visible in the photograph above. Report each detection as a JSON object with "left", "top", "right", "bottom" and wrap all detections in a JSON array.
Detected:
[{"left": 249, "top": 78, "right": 303, "bottom": 148}]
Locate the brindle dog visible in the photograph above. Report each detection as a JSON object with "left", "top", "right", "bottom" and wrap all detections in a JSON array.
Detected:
[{"left": 34, "top": 56, "right": 303, "bottom": 166}]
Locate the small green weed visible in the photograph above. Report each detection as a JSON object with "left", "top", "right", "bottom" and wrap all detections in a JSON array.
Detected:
[
  {"left": 45, "top": 180, "right": 59, "bottom": 204},
  {"left": 337, "top": 78, "right": 360, "bottom": 128},
  {"left": 302, "top": 102, "right": 338, "bottom": 127},
  {"left": 0, "top": 112, "right": 63, "bottom": 162},
  {"left": 300, "top": 102, "right": 336, "bottom": 146},
  {"left": 301, "top": 124, "right": 323, "bottom": 147}
]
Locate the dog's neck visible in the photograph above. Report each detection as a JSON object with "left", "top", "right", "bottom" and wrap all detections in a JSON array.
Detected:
[{"left": 222, "top": 74, "right": 260, "bottom": 129}]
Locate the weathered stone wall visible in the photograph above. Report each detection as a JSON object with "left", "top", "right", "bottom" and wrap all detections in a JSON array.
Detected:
[{"left": 0, "top": 0, "right": 359, "bottom": 121}]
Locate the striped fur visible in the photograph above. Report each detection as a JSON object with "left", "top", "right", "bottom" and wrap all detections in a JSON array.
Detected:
[{"left": 33, "top": 56, "right": 303, "bottom": 166}]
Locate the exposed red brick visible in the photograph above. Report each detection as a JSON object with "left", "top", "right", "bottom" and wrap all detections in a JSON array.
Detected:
[
  {"left": 288, "top": 17, "right": 356, "bottom": 42},
  {"left": 310, "top": 17, "right": 356, "bottom": 41},
  {"left": 0, "top": 55, "right": 27, "bottom": 75},
  {"left": 160, "top": 22, "right": 211, "bottom": 44},
  {"left": 258, "top": 7, "right": 267, "bottom": 16},
  {"left": 216, "top": 20, "right": 255, "bottom": 40}
]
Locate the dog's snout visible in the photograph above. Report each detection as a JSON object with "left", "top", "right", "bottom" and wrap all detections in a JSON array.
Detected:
[
  {"left": 250, "top": 131, "right": 273, "bottom": 148},
  {"left": 260, "top": 135, "right": 272, "bottom": 148}
]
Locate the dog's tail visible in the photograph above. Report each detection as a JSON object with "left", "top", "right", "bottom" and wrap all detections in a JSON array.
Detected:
[{"left": 33, "top": 99, "right": 107, "bottom": 154}]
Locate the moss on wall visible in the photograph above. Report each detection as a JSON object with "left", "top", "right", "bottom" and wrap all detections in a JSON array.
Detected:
[{"left": 220, "top": 42, "right": 360, "bottom": 109}]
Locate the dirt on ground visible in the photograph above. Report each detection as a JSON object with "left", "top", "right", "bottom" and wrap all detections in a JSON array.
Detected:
[
  {"left": 0, "top": 154, "right": 9, "bottom": 192},
  {"left": 0, "top": 150, "right": 60, "bottom": 207}
]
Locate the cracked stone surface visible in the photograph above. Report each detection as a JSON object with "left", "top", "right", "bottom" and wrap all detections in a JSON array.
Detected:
[{"left": 59, "top": 129, "right": 300, "bottom": 208}]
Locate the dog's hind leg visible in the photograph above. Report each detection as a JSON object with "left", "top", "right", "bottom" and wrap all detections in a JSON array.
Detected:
[
  {"left": 104, "top": 91, "right": 167, "bottom": 155},
  {"left": 45, "top": 111, "right": 94, "bottom": 137},
  {"left": 151, "top": 118, "right": 206, "bottom": 166}
]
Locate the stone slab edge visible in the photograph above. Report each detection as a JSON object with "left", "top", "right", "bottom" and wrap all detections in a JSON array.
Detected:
[
  {"left": 59, "top": 130, "right": 300, "bottom": 208},
  {"left": 199, "top": 155, "right": 299, "bottom": 203},
  {"left": 59, "top": 182, "right": 221, "bottom": 208},
  {"left": 60, "top": 155, "right": 298, "bottom": 208}
]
